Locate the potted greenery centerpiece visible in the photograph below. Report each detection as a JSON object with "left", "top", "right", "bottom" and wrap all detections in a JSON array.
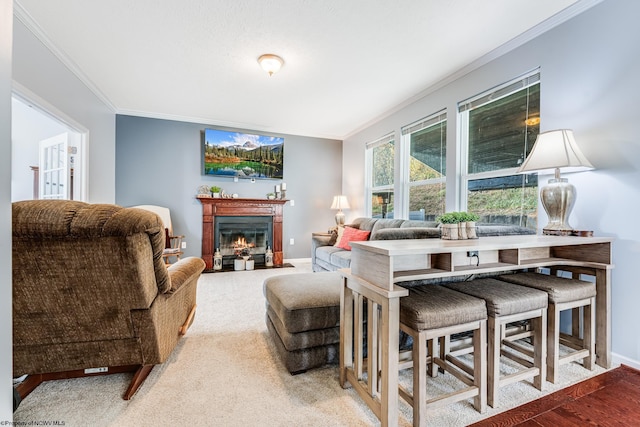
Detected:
[
  {"left": 436, "top": 211, "right": 480, "bottom": 240},
  {"left": 436, "top": 212, "right": 460, "bottom": 240},
  {"left": 210, "top": 186, "right": 222, "bottom": 198},
  {"left": 266, "top": 192, "right": 276, "bottom": 200},
  {"left": 462, "top": 212, "right": 480, "bottom": 239}
]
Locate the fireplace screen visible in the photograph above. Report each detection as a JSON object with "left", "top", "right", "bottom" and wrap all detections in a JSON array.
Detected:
[{"left": 215, "top": 216, "right": 273, "bottom": 267}]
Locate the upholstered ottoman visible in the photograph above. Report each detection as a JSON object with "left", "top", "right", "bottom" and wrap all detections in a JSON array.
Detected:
[{"left": 263, "top": 272, "right": 342, "bottom": 374}]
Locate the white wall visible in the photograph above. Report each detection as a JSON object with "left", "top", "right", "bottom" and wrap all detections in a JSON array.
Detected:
[
  {"left": 1, "top": 0, "right": 12, "bottom": 419},
  {"left": 12, "top": 18, "right": 116, "bottom": 203},
  {"left": 11, "top": 96, "right": 68, "bottom": 201},
  {"left": 344, "top": 0, "right": 640, "bottom": 367}
]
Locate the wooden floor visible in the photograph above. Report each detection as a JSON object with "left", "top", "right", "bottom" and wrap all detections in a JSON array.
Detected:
[{"left": 470, "top": 365, "right": 640, "bottom": 426}]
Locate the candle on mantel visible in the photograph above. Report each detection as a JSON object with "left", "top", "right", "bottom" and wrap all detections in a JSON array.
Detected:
[
  {"left": 281, "top": 182, "right": 287, "bottom": 190},
  {"left": 275, "top": 185, "right": 281, "bottom": 192}
]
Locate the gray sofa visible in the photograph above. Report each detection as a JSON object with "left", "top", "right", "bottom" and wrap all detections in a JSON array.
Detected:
[{"left": 311, "top": 217, "right": 535, "bottom": 272}]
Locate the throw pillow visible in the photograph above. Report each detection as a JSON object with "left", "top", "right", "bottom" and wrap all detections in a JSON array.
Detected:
[
  {"left": 335, "top": 226, "right": 370, "bottom": 251},
  {"left": 333, "top": 225, "right": 345, "bottom": 247}
]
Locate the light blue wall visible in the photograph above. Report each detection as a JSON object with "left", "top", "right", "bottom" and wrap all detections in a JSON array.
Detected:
[
  {"left": 1, "top": 0, "right": 12, "bottom": 419},
  {"left": 115, "top": 115, "right": 342, "bottom": 260},
  {"left": 344, "top": 0, "right": 640, "bottom": 367}
]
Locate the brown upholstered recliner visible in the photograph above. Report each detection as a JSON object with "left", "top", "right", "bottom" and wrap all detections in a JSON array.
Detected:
[{"left": 12, "top": 200, "right": 205, "bottom": 400}]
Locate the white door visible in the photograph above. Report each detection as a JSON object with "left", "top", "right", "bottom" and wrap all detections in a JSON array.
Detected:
[{"left": 39, "top": 133, "right": 69, "bottom": 200}]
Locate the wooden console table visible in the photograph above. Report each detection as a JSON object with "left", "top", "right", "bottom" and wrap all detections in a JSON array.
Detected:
[{"left": 339, "top": 235, "right": 614, "bottom": 426}]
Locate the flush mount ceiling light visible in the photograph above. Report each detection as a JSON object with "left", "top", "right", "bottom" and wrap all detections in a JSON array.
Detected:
[{"left": 258, "top": 54, "right": 284, "bottom": 76}]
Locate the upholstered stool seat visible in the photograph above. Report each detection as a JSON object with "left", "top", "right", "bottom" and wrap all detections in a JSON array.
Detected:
[
  {"left": 444, "top": 278, "right": 548, "bottom": 408},
  {"left": 399, "top": 285, "right": 488, "bottom": 425},
  {"left": 263, "top": 272, "right": 342, "bottom": 374},
  {"left": 498, "top": 272, "right": 596, "bottom": 383}
]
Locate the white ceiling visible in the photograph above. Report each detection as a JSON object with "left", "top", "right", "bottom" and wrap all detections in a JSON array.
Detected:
[{"left": 15, "top": 0, "right": 589, "bottom": 140}]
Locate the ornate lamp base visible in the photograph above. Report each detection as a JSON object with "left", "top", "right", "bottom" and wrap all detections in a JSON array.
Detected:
[{"left": 540, "top": 177, "right": 576, "bottom": 234}]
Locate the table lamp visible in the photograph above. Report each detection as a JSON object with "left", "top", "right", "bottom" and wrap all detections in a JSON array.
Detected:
[
  {"left": 517, "top": 129, "right": 593, "bottom": 234},
  {"left": 331, "top": 195, "right": 350, "bottom": 225}
]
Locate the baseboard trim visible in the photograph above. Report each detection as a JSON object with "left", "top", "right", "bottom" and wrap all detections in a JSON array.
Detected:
[
  {"left": 612, "top": 352, "right": 640, "bottom": 370},
  {"left": 284, "top": 257, "right": 311, "bottom": 264}
]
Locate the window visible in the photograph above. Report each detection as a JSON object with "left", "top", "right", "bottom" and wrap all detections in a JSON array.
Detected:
[
  {"left": 459, "top": 70, "right": 540, "bottom": 228},
  {"left": 366, "top": 133, "right": 394, "bottom": 218},
  {"left": 401, "top": 111, "right": 446, "bottom": 221}
]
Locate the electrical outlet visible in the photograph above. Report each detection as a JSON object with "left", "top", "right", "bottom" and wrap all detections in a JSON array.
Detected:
[
  {"left": 290, "top": 200, "right": 295, "bottom": 206},
  {"left": 467, "top": 251, "right": 479, "bottom": 257},
  {"left": 181, "top": 242, "right": 187, "bottom": 249},
  {"left": 85, "top": 367, "right": 108, "bottom": 374},
  {"left": 289, "top": 238, "right": 295, "bottom": 245}
]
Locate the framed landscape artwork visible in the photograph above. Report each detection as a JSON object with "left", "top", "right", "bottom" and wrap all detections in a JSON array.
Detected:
[{"left": 202, "top": 128, "right": 284, "bottom": 179}]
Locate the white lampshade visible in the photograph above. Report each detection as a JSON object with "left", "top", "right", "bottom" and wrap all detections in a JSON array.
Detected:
[
  {"left": 518, "top": 129, "right": 593, "bottom": 174},
  {"left": 331, "top": 195, "right": 350, "bottom": 210},
  {"left": 518, "top": 129, "right": 594, "bottom": 234}
]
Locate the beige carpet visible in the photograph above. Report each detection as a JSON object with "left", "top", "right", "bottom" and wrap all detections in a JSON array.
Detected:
[{"left": 14, "top": 261, "right": 609, "bottom": 426}]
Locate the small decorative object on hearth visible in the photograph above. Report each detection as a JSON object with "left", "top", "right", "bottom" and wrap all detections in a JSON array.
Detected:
[
  {"left": 210, "top": 186, "right": 222, "bottom": 198},
  {"left": 213, "top": 248, "right": 223, "bottom": 271},
  {"left": 265, "top": 245, "right": 274, "bottom": 267},
  {"left": 234, "top": 256, "right": 245, "bottom": 271},
  {"left": 245, "top": 256, "right": 255, "bottom": 270}
]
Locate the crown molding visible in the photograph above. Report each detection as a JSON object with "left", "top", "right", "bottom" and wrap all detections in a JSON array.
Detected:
[
  {"left": 344, "top": 0, "right": 604, "bottom": 140},
  {"left": 13, "top": 1, "right": 117, "bottom": 113}
]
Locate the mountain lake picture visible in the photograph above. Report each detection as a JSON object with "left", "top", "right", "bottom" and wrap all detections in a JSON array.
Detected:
[{"left": 203, "top": 129, "right": 284, "bottom": 179}]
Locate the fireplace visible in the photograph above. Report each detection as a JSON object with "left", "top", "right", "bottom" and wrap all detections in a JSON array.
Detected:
[
  {"left": 198, "top": 197, "right": 287, "bottom": 271},
  {"left": 215, "top": 216, "right": 273, "bottom": 267}
]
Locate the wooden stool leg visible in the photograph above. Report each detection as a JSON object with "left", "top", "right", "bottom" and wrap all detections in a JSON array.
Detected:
[
  {"left": 534, "top": 310, "right": 547, "bottom": 391},
  {"left": 413, "top": 331, "right": 427, "bottom": 427},
  {"left": 548, "top": 303, "right": 560, "bottom": 384},
  {"left": 584, "top": 297, "right": 596, "bottom": 370},
  {"left": 487, "top": 316, "right": 500, "bottom": 408},
  {"left": 474, "top": 320, "right": 487, "bottom": 414}
]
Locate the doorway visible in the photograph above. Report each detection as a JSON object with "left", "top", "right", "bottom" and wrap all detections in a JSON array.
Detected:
[{"left": 11, "top": 94, "right": 87, "bottom": 202}]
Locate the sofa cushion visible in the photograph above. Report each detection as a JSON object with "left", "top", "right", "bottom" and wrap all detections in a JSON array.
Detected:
[
  {"left": 400, "top": 220, "right": 438, "bottom": 228},
  {"left": 373, "top": 227, "right": 440, "bottom": 240},
  {"left": 335, "top": 226, "right": 370, "bottom": 250},
  {"left": 263, "top": 272, "right": 341, "bottom": 333},
  {"left": 348, "top": 217, "right": 379, "bottom": 232},
  {"left": 315, "top": 245, "right": 343, "bottom": 263},
  {"left": 332, "top": 225, "right": 345, "bottom": 247},
  {"left": 330, "top": 250, "right": 352, "bottom": 269},
  {"left": 371, "top": 219, "right": 406, "bottom": 236}
]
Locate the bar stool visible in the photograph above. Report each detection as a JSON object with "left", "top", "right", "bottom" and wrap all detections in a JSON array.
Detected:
[
  {"left": 444, "top": 278, "right": 548, "bottom": 408},
  {"left": 498, "top": 272, "right": 596, "bottom": 383},
  {"left": 398, "top": 285, "right": 488, "bottom": 426}
]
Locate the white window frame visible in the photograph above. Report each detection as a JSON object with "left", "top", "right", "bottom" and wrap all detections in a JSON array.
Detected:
[
  {"left": 365, "top": 133, "right": 395, "bottom": 218},
  {"left": 401, "top": 111, "right": 447, "bottom": 221},
  {"left": 457, "top": 69, "right": 540, "bottom": 212}
]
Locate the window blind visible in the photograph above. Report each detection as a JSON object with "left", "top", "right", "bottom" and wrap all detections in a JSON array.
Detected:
[
  {"left": 402, "top": 110, "right": 446, "bottom": 136},
  {"left": 366, "top": 132, "right": 394, "bottom": 150},
  {"left": 458, "top": 69, "right": 540, "bottom": 113}
]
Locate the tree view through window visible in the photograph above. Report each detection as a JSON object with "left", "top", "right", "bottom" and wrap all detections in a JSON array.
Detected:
[
  {"left": 461, "top": 72, "right": 540, "bottom": 229},
  {"left": 404, "top": 114, "right": 446, "bottom": 221}
]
